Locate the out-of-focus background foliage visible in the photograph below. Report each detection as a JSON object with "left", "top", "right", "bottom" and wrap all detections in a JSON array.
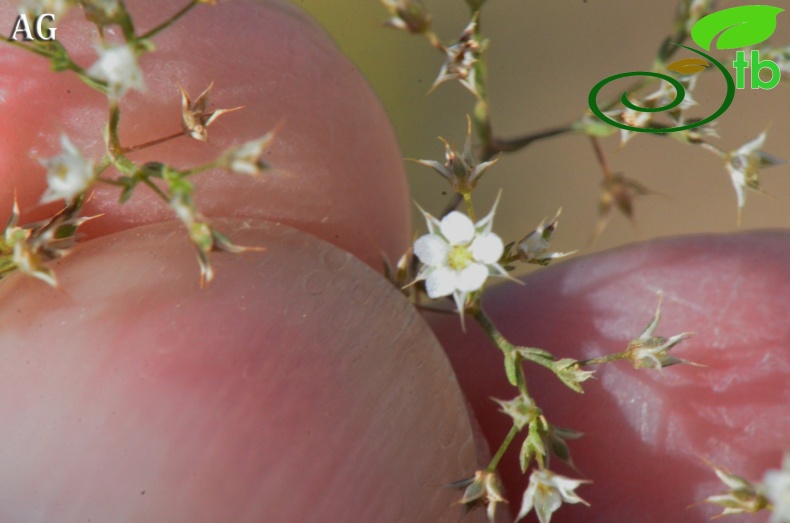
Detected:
[{"left": 290, "top": 0, "right": 790, "bottom": 263}]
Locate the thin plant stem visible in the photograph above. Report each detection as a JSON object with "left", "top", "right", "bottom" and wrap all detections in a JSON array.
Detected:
[
  {"left": 487, "top": 425, "right": 519, "bottom": 472},
  {"left": 590, "top": 136, "right": 613, "bottom": 179},
  {"left": 140, "top": 1, "right": 199, "bottom": 40},
  {"left": 463, "top": 192, "right": 475, "bottom": 221},
  {"left": 141, "top": 177, "right": 170, "bottom": 202},
  {"left": 122, "top": 131, "right": 186, "bottom": 154},
  {"left": 577, "top": 352, "right": 629, "bottom": 367}
]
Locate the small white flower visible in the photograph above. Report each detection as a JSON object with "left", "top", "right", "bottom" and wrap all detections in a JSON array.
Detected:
[
  {"left": 19, "top": 0, "right": 73, "bottom": 18},
  {"left": 516, "top": 469, "right": 590, "bottom": 523},
  {"left": 765, "top": 454, "right": 790, "bottom": 522},
  {"left": 40, "top": 135, "right": 96, "bottom": 204},
  {"left": 222, "top": 132, "right": 275, "bottom": 176},
  {"left": 725, "top": 131, "right": 785, "bottom": 221},
  {"left": 87, "top": 43, "right": 145, "bottom": 97},
  {"left": 412, "top": 197, "right": 507, "bottom": 317}
]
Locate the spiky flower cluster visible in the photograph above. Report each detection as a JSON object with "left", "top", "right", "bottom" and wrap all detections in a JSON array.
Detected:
[{"left": 2, "top": 1, "right": 277, "bottom": 287}]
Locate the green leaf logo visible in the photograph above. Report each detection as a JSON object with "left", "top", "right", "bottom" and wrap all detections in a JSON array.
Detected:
[{"left": 691, "top": 5, "right": 784, "bottom": 51}]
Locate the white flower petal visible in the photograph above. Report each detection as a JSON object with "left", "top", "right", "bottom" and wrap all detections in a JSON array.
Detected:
[
  {"left": 456, "top": 263, "right": 488, "bottom": 292},
  {"left": 471, "top": 233, "right": 504, "bottom": 264},
  {"left": 515, "top": 481, "right": 537, "bottom": 522},
  {"left": 414, "top": 234, "right": 450, "bottom": 267},
  {"left": 425, "top": 266, "right": 456, "bottom": 298},
  {"left": 440, "top": 212, "right": 475, "bottom": 244},
  {"left": 39, "top": 135, "right": 95, "bottom": 204}
]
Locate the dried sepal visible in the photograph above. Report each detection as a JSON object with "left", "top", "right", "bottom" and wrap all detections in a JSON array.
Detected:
[
  {"left": 626, "top": 291, "right": 698, "bottom": 370},
  {"left": 591, "top": 172, "right": 665, "bottom": 244},
  {"left": 515, "top": 209, "right": 575, "bottom": 266},
  {"left": 385, "top": 244, "right": 415, "bottom": 294},
  {"left": 703, "top": 459, "right": 768, "bottom": 517},
  {"left": 449, "top": 469, "right": 507, "bottom": 522},
  {"left": 724, "top": 130, "right": 785, "bottom": 223},
  {"left": 1, "top": 194, "right": 95, "bottom": 286},
  {"left": 221, "top": 129, "right": 278, "bottom": 176},
  {"left": 412, "top": 115, "right": 498, "bottom": 194},
  {"left": 551, "top": 358, "right": 595, "bottom": 394},
  {"left": 180, "top": 82, "right": 244, "bottom": 142},
  {"left": 380, "top": 0, "right": 431, "bottom": 34},
  {"left": 492, "top": 393, "right": 540, "bottom": 431},
  {"left": 432, "top": 15, "right": 486, "bottom": 96}
]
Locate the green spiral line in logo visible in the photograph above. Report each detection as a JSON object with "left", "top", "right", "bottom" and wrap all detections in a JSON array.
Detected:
[{"left": 588, "top": 44, "right": 736, "bottom": 133}]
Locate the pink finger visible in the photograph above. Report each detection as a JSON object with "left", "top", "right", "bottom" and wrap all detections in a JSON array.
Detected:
[
  {"left": 0, "top": 219, "right": 500, "bottom": 523},
  {"left": 0, "top": 0, "right": 410, "bottom": 270},
  {"left": 428, "top": 231, "right": 790, "bottom": 522}
]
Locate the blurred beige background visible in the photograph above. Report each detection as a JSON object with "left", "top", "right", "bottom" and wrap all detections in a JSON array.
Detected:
[{"left": 290, "top": 0, "right": 790, "bottom": 266}]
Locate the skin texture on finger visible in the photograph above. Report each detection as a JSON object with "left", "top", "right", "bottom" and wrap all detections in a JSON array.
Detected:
[
  {"left": 427, "top": 231, "right": 790, "bottom": 522},
  {"left": 0, "top": 218, "right": 501, "bottom": 523},
  {"left": 0, "top": 0, "right": 410, "bottom": 270}
]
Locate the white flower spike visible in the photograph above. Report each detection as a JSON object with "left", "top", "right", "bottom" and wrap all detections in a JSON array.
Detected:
[
  {"left": 412, "top": 196, "right": 508, "bottom": 323},
  {"left": 223, "top": 131, "right": 276, "bottom": 176},
  {"left": 40, "top": 135, "right": 96, "bottom": 205}
]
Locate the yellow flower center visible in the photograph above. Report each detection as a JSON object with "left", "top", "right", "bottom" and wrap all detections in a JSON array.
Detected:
[{"left": 447, "top": 244, "right": 474, "bottom": 270}]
